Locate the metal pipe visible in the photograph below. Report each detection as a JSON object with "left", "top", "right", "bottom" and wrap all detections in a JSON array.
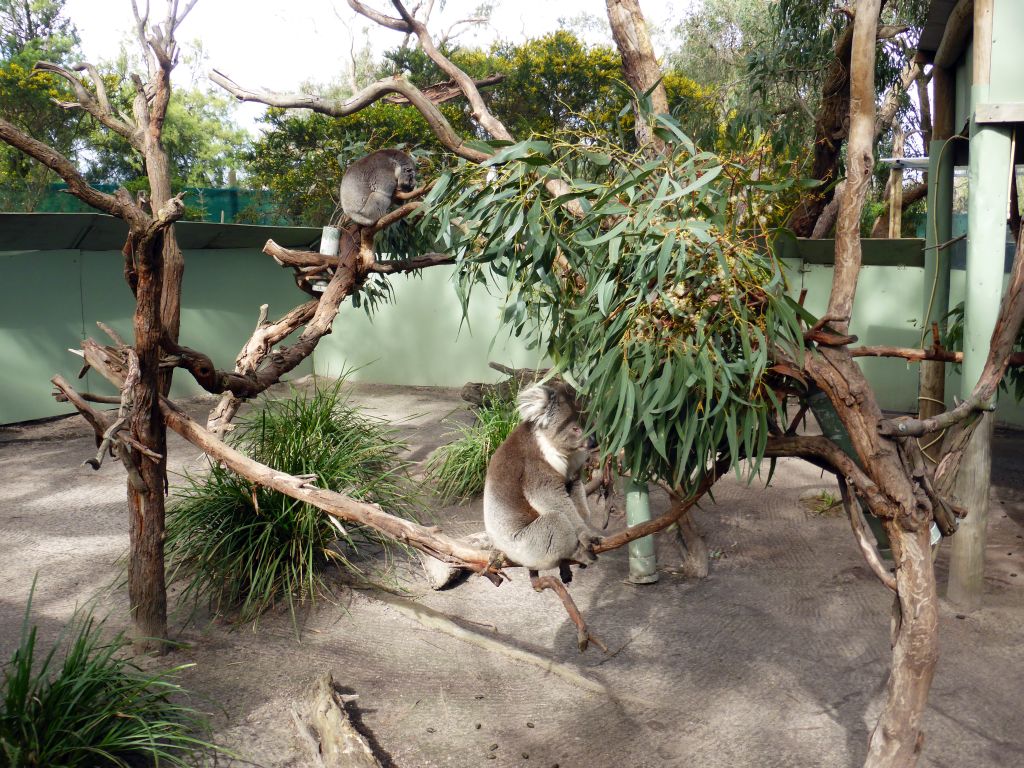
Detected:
[{"left": 624, "top": 478, "right": 658, "bottom": 584}]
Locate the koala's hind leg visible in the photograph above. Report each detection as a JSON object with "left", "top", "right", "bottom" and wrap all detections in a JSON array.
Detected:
[{"left": 529, "top": 569, "right": 608, "bottom": 654}]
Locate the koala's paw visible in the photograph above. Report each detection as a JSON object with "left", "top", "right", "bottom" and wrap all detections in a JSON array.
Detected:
[{"left": 572, "top": 536, "right": 599, "bottom": 565}]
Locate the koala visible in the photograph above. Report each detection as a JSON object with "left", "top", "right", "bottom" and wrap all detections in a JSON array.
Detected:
[
  {"left": 483, "top": 382, "right": 603, "bottom": 574},
  {"left": 339, "top": 149, "right": 417, "bottom": 226}
]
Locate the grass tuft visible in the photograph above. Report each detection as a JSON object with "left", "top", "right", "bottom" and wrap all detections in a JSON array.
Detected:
[
  {"left": 166, "top": 381, "right": 419, "bottom": 623},
  {"left": 425, "top": 394, "right": 520, "bottom": 503},
  {"left": 0, "top": 583, "right": 216, "bottom": 768}
]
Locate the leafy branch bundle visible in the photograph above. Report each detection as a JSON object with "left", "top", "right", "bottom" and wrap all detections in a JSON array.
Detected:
[{"left": 420, "top": 118, "right": 803, "bottom": 491}]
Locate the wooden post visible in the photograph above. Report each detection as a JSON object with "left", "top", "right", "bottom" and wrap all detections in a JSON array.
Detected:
[
  {"left": 888, "top": 128, "right": 905, "bottom": 239},
  {"left": 948, "top": 0, "right": 1011, "bottom": 611}
]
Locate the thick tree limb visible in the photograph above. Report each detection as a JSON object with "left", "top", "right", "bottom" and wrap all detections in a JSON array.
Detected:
[
  {"left": 606, "top": 0, "right": 670, "bottom": 155},
  {"left": 162, "top": 398, "right": 501, "bottom": 576},
  {"left": 0, "top": 118, "right": 127, "bottom": 218},
  {"left": 764, "top": 434, "right": 896, "bottom": 519}
]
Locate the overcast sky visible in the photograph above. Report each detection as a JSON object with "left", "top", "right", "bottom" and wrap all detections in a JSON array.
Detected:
[{"left": 61, "top": 1, "right": 685, "bottom": 132}]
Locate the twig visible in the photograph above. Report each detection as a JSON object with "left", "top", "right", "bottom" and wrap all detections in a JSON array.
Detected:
[
  {"left": 839, "top": 478, "right": 897, "bottom": 592},
  {"left": 530, "top": 570, "right": 607, "bottom": 653}
]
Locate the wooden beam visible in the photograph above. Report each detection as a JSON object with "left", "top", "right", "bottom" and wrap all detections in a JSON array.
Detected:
[
  {"left": 975, "top": 103, "right": 1024, "bottom": 124},
  {"left": 934, "top": 0, "right": 975, "bottom": 69}
]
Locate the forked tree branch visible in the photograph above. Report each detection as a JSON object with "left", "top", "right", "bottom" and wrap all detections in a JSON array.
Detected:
[
  {"left": 210, "top": 69, "right": 491, "bottom": 163},
  {"left": 34, "top": 61, "right": 138, "bottom": 141}
]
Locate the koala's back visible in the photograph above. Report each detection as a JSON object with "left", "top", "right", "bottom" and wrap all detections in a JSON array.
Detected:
[
  {"left": 340, "top": 150, "right": 412, "bottom": 226},
  {"left": 484, "top": 423, "right": 566, "bottom": 543}
]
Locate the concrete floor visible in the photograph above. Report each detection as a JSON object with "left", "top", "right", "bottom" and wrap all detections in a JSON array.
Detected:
[{"left": 1, "top": 382, "right": 1022, "bottom": 768}]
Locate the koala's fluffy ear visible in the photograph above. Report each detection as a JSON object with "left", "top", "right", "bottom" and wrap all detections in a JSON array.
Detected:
[{"left": 517, "top": 384, "right": 556, "bottom": 427}]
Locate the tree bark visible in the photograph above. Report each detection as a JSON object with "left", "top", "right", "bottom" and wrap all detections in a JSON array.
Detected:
[
  {"left": 864, "top": 525, "right": 938, "bottom": 767},
  {"left": 605, "top": 0, "right": 669, "bottom": 154},
  {"left": 126, "top": 226, "right": 170, "bottom": 652}
]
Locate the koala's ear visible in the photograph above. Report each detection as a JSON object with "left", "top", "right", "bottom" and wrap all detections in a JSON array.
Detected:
[{"left": 517, "top": 384, "right": 556, "bottom": 427}]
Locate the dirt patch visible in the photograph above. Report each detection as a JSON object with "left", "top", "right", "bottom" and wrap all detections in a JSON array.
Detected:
[{"left": 2, "top": 383, "right": 1023, "bottom": 767}]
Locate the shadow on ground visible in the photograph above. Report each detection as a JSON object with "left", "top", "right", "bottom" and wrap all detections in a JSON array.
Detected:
[{"left": 1, "top": 381, "right": 1022, "bottom": 767}]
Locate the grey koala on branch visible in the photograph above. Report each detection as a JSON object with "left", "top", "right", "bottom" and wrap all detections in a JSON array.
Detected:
[
  {"left": 339, "top": 149, "right": 417, "bottom": 226},
  {"left": 483, "top": 382, "right": 603, "bottom": 574}
]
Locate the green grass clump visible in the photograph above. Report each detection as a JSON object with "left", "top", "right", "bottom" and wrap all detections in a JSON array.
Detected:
[
  {"left": 166, "top": 382, "right": 418, "bottom": 622},
  {"left": 426, "top": 395, "right": 520, "bottom": 502},
  {"left": 0, "top": 586, "right": 214, "bottom": 768}
]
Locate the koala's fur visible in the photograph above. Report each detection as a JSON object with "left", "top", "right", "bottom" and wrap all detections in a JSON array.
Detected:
[
  {"left": 483, "top": 383, "right": 602, "bottom": 572},
  {"left": 339, "top": 149, "right": 417, "bottom": 226}
]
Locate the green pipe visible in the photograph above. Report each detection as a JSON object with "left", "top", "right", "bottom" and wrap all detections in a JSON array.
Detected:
[
  {"left": 922, "top": 138, "right": 955, "bottom": 336},
  {"left": 625, "top": 478, "right": 658, "bottom": 584}
]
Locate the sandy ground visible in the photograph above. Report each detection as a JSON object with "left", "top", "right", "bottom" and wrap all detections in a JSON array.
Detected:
[{"left": 1, "top": 382, "right": 1023, "bottom": 768}]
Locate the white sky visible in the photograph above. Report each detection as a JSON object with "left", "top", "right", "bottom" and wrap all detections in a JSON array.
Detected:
[{"left": 62, "top": 1, "right": 686, "bottom": 134}]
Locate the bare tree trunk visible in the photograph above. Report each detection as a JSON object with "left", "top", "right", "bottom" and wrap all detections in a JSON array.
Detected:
[
  {"left": 826, "top": 2, "right": 940, "bottom": 764},
  {"left": 606, "top": 0, "right": 669, "bottom": 154},
  {"left": 127, "top": 228, "right": 170, "bottom": 652},
  {"left": 865, "top": 525, "right": 938, "bottom": 767}
]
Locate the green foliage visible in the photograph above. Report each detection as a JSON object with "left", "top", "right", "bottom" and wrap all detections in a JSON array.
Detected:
[
  {"left": 419, "top": 119, "right": 803, "bottom": 492},
  {"left": 425, "top": 394, "right": 520, "bottom": 503},
  {"left": 1, "top": 583, "right": 216, "bottom": 767},
  {"left": 0, "top": 0, "right": 88, "bottom": 210},
  {"left": 166, "top": 382, "right": 419, "bottom": 623}
]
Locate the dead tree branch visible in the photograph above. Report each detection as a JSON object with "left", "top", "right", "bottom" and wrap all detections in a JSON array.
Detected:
[{"left": 210, "top": 69, "right": 492, "bottom": 163}]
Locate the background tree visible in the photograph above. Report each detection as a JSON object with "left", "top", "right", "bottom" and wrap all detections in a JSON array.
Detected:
[
  {"left": 0, "top": 0, "right": 88, "bottom": 209},
  {"left": 82, "top": 45, "right": 248, "bottom": 197}
]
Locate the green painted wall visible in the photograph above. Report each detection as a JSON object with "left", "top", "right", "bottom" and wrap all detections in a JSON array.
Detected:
[
  {"left": 790, "top": 259, "right": 1024, "bottom": 426},
  {"left": 0, "top": 248, "right": 537, "bottom": 424},
  {"left": 312, "top": 266, "right": 544, "bottom": 387},
  {"left": 991, "top": 0, "right": 1024, "bottom": 105},
  {"left": 1, "top": 248, "right": 317, "bottom": 423},
  {"left": 4, "top": 241, "right": 1022, "bottom": 427}
]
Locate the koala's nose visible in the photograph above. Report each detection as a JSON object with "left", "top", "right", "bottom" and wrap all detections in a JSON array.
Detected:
[{"left": 586, "top": 436, "right": 598, "bottom": 451}]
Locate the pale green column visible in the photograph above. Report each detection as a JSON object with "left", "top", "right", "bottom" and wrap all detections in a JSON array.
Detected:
[
  {"left": 947, "top": 81, "right": 1013, "bottom": 610},
  {"left": 625, "top": 479, "right": 658, "bottom": 584}
]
